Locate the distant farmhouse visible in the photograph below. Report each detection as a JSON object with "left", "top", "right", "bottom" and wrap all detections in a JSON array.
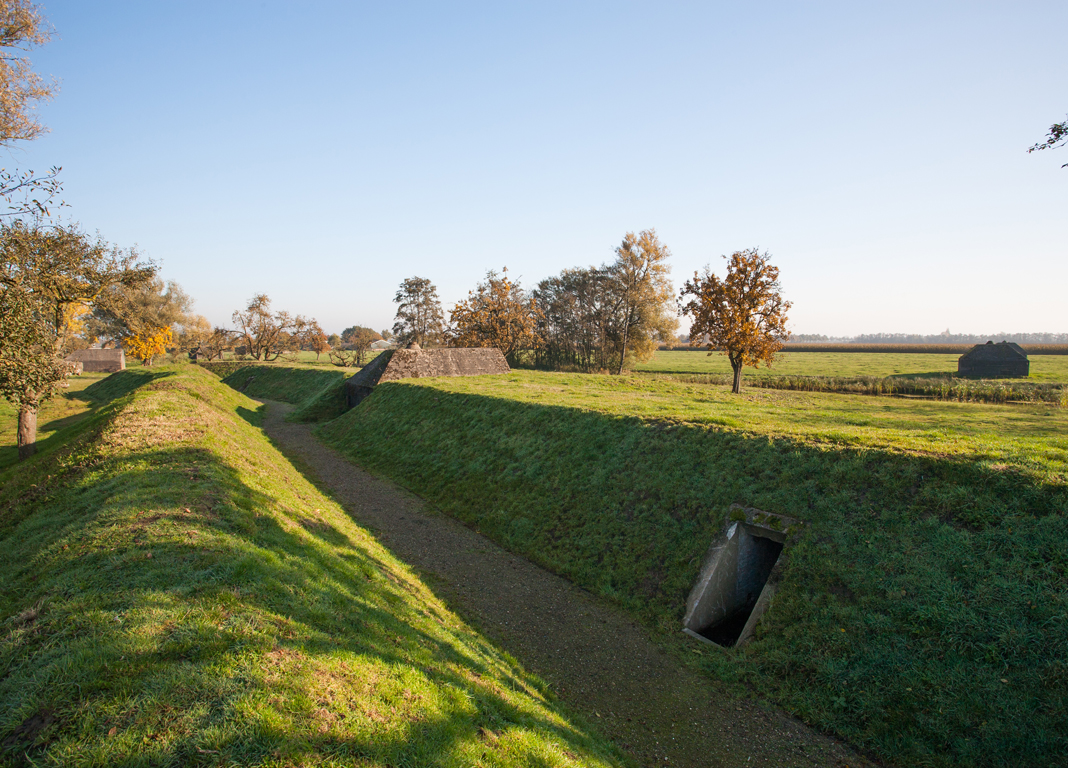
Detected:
[
  {"left": 957, "top": 341, "right": 1029, "bottom": 378},
  {"left": 65, "top": 348, "right": 126, "bottom": 373}
]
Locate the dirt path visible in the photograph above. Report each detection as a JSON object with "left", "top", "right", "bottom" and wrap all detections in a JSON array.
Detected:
[{"left": 260, "top": 401, "right": 876, "bottom": 768}]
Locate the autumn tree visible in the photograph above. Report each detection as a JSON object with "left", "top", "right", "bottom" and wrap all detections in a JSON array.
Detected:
[
  {"left": 341, "top": 325, "right": 382, "bottom": 345},
  {"left": 125, "top": 326, "right": 173, "bottom": 366},
  {"left": 450, "top": 268, "right": 542, "bottom": 364},
  {"left": 340, "top": 325, "right": 381, "bottom": 365},
  {"left": 175, "top": 314, "right": 210, "bottom": 353},
  {"left": 351, "top": 328, "right": 378, "bottom": 364},
  {"left": 0, "top": 220, "right": 155, "bottom": 458},
  {"left": 89, "top": 276, "right": 192, "bottom": 363},
  {"left": 607, "top": 229, "right": 678, "bottom": 374},
  {"left": 533, "top": 233, "right": 677, "bottom": 374},
  {"left": 679, "top": 249, "right": 791, "bottom": 394},
  {"left": 534, "top": 266, "right": 618, "bottom": 371},
  {"left": 1029, "top": 114, "right": 1068, "bottom": 168},
  {"left": 393, "top": 276, "right": 445, "bottom": 347},
  {"left": 197, "top": 327, "right": 232, "bottom": 361},
  {"left": 0, "top": 0, "right": 63, "bottom": 218},
  {"left": 231, "top": 294, "right": 316, "bottom": 361},
  {"left": 175, "top": 315, "right": 233, "bottom": 361},
  {"left": 307, "top": 324, "right": 330, "bottom": 360}
]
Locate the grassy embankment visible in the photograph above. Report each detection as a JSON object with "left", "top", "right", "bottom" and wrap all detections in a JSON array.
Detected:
[
  {"left": 215, "top": 364, "right": 355, "bottom": 423},
  {"left": 0, "top": 366, "right": 627, "bottom": 767},
  {"left": 634, "top": 351, "right": 1068, "bottom": 405},
  {"left": 195, "top": 350, "right": 382, "bottom": 369},
  {"left": 313, "top": 371, "right": 1068, "bottom": 768}
]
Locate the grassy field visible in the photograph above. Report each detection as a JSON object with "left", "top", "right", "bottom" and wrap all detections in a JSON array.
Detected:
[
  {"left": 0, "top": 372, "right": 113, "bottom": 469},
  {"left": 315, "top": 370, "right": 1068, "bottom": 768},
  {"left": 637, "top": 350, "right": 1068, "bottom": 382},
  {"left": 0, "top": 366, "right": 627, "bottom": 767}
]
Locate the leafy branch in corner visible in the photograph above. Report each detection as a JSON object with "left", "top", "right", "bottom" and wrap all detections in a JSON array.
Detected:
[{"left": 1028, "top": 116, "right": 1068, "bottom": 168}]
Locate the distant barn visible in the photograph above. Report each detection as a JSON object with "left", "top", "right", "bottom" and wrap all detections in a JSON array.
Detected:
[
  {"left": 65, "top": 348, "right": 126, "bottom": 373},
  {"left": 957, "top": 341, "right": 1029, "bottom": 378},
  {"left": 345, "top": 344, "right": 510, "bottom": 408}
]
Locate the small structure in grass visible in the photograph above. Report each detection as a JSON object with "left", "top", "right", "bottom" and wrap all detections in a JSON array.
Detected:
[
  {"left": 957, "top": 341, "right": 1029, "bottom": 378},
  {"left": 683, "top": 505, "right": 804, "bottom": 648},
  {"left": 65, "top": 348, "right": 125, "bottom": 373},
  {"left": 344, "top": 345, "right": 510, "bottom": 408}
]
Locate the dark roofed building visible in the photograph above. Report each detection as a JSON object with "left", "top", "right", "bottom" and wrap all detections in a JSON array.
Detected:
[{"left": 957, "top": 341, "right": 1029, "bottom": 378}]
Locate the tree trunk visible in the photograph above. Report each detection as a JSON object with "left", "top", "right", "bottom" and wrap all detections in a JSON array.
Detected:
[
  {"left": 731, "top": 362, "right": 743, "bottom": 394},
  {"left": 17, "top": 404, "right": 38, "bottom": 460},
  {"left": 616, "top": 319, "right": 630, "bottom": 376}
]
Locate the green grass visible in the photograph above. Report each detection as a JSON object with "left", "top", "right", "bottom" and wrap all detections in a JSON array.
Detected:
[
  {"left": 197, "top": 350, "right": 382, "bottom": 369},
  {"left": 0, "top": 366, "right": 628, "bottom": 768},
  {"left": 638, "top": 350, "right": 1068, "bottom": 382},
  {"left": 0, "top": 372, "right": 118, "bottom": 470},
  {"left": 317, "top": 370, "right": 1068, "bottom": 768},
  {"left": 213, "top": 365, "right": 356, "bottom": 423}
]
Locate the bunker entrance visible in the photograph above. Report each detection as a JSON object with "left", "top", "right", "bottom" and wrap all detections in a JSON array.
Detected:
[{"left": 683, "top": 521, "right": 785, "bottom": 648}]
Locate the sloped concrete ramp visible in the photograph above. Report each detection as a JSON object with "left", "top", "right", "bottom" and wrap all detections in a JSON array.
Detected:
[{"left": 345, "top": 347, "right": 510, "bottom": 407}]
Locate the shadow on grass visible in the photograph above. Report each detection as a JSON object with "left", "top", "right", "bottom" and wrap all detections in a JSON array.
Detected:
[
  {"left": 0, "top": 436, "right": 616, "bottom": 766},
  {"left": 317, "top": 382, "right": 1068, "bottom": 768},
  {"left": 77, "top": 368, "right": 177, "bottom": 403}
]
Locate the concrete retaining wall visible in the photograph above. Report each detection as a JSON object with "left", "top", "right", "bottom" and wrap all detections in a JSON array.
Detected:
[{"left": 66, "top": 349, "right": 125, "bottom": 373}]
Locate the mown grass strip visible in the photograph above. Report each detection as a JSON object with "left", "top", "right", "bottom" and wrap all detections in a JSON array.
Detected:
[
  {"left": 215, "top": 364, "right": 355, "bottom": 423},
  {"left": 636, "top": 350, "right": 1068, "bottom": 383},
  {"left": 318, "top": 371, "right": 1068, "bottom": 768},
  {"left": 639, "top": 371, "right": 1068, "bottom": 406},
  {"left": 0, "top": 366, "right": 627, "bottom": 767}
]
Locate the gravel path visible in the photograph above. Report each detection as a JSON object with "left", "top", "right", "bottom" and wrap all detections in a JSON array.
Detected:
[{"left": 260, "top": 401, "right": 876, "bottom": 768}]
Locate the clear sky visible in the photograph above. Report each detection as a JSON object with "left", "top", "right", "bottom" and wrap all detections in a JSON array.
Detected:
[{"left": 9, "top": 1, "right": 1067, "bottom": 336}]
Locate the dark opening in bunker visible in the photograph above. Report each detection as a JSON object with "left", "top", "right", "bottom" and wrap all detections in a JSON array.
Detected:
[{"left": 683, "top": 522, "right": 785, "bottom": 648}]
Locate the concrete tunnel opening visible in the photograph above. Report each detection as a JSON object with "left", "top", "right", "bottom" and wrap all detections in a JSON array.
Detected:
[{"left": 683, "top": 518, "right": 787, "bottom": 648}]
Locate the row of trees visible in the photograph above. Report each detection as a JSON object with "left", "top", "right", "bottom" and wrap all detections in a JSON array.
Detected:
[
  {"left": 534, "top": 230, "right": 677, "bottom": 373},
  {"left": 385, "top": 230, "right": 680, "bottom": 371},
  {"left": 386, "top": 232, "right": 792, "bottom": 394}
]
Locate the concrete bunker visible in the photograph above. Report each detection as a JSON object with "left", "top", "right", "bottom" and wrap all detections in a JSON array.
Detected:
[
  {"left": 64, "top": 348, "right": 125, "bottom": 373},
  {"left": 344, "top": 344, "right": 511, "bottom": 409},
  {"left": 683, "top": 506, "right": 800, "bottom": 648}
]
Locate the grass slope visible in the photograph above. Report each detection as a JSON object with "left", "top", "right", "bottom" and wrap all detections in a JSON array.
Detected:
[
  {"left": 0, "top": 372, "right": 116, "bottom": 469},
  {"left": 0, "top": 366, "right": 626, "bottom": 768},
  {"left": 319, "top": 371, "right": 1068, "bottom": 768},
  {"left": 218, "top": 365, "right": 354, "bottom": 422}
]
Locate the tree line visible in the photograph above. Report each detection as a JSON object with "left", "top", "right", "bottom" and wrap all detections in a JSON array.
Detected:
[
  {"left": 387, "top": 233, "right": 792, "bottom": 394},
  {"left": 0, "top": 2, "right": 793, "bottom": 460},
  {"left": 386, "top": 229, "right": 680, "bottom": 373}
]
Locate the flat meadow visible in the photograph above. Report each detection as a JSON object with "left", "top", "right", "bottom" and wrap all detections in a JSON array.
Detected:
[{"left": 637, "top": 349, "right": 1068, "bottom": 382}]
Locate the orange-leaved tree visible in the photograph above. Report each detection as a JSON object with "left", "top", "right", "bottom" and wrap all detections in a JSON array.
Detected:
[
  {"left": 124, "top": 326, "right": 172, "bottom": 366},
  {"left": 679, "top": 249, "right": 791, "bottom": 394},
  {"left": 609, "top": 229, "right": 678, "bottom": 374},
  {"left": 449, "top": 268, "right": 542, "bottom": 365}
]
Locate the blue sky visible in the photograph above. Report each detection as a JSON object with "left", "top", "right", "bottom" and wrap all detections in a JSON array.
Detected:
[{"left": 9, "top": 1, "right": 1067, "bottom": 335}]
